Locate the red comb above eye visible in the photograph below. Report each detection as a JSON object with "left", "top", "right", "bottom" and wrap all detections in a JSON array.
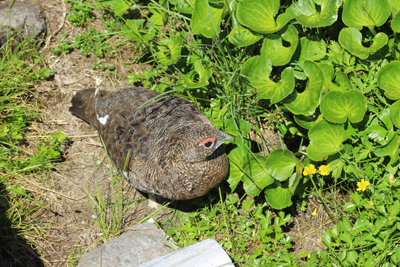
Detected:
[{"left": 199, "top": 137, "right": 216, "bottom": 144}]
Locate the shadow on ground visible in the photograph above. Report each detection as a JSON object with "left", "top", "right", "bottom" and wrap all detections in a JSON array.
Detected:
[{"left": 0, "top": 183, "right": 44, "bottom": 267}]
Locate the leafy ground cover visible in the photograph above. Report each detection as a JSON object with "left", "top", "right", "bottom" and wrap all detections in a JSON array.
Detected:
[
  {"left": 2, "top": 0, "right": 400, "bottom": 266},
  {"left": 90, "top": 0, "right": 400, "bottom": 265}
]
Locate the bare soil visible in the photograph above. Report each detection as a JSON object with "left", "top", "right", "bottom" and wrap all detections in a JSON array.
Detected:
[{"left": 5, "top": 0, "right": 336, "bottom": 266}]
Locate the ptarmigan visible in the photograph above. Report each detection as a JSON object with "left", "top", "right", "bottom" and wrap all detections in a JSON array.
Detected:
[{"left": 69, "top": 87, "right": 232, "bottom": 200}]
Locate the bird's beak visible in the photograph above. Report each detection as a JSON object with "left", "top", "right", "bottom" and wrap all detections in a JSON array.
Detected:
[{"left": 215, "top": 131, "right": 233, "bottom": 148}]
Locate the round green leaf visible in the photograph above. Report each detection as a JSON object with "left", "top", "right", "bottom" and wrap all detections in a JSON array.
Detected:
[
  {"left": 392, "top": 12, "right": 400, "bottom": 32},
  {"left": 391, "top": 100, "right": 400, "bottom": 129},
  {"left": 342, "top": 0, "right": 391, "bottom": 30},
  {"left": 236, "top": 0, "right": 293, "bottom": 34},
  {"left": 338, "top": 28, "right": 388, "bottom": 59},
  {"left": 374, "top": 134, "right": 400, "bottom": 164},
  {"left": 242, "top": 56, "right": 295, "bottom": 104},
  {"left": 320, "top": 90, "right": 367, "bottom": 124},
  {"left": 265, "top": 181, "right": 293, "bottom": 209},
  {"left": 293, "top": 37, "right": 327, "bottom": 79},
  {"left": 377, "top": 61, "right": 400, "bottom": 100},
  {"left": 265, "top": 149, "right": 298, "bottom": 181},
  {"left": 292, "top": 0, "right": 340, "bottom": 27},
  {"left": 227, "top": 1, "right": 262, "bottom": 47},
  {"left": 294, "top": 112, "right": 324, "bottom": 129},
  {"left": 307, "top": 120, "right": 348, "bottom": 161},
  {"left": 297, "top": 37, "right": 327, "bottom": 63},
  {"left": 191, "top": 0, "right": 223, "bottom": 38},
  {"left": 388, "top": 0, "right": 400, "bottom": 13},
  {"left": 260, "top": 25, "right": 299, "bottom": 66},
  {"left": 242, "top": 175, "right": 260, "bottom": 197},
  {"left": 284, "top": 61, "right": 324, "bottom": 116},
  {"left": 244, "top": 154, "right": 275, "bottom": 190},
  {"left": 228, "top": 27, "right": 263, "bottom": 47},
  {"left": 227, "top": 140, "right": 248, "bottom": 192}
]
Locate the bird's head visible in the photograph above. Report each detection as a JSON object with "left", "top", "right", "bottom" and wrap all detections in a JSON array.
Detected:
[{"left": 170, "top": 124, "right": 232, "bottom": 163}]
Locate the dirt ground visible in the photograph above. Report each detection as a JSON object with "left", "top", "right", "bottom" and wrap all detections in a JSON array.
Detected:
[{"left": 4, "top": 0, "right": 336, "bottom": 266}]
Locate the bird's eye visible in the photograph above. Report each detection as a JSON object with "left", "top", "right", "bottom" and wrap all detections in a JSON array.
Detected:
[
  {"left": 204, "top": 141, "right": 213, "bottom": 148},
  {"left": 199, "top": 137, "right": 216, "bottom": 148}
]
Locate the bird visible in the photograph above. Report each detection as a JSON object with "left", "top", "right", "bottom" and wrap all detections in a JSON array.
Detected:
[{"left": 69, "top": 87, "right": 232, "bottom": 200}]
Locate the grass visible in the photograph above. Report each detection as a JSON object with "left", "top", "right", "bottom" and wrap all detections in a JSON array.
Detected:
[
  {"left": 0, "top": 35, "right": 67, "bottom": 264},
  {"left": 84, "top": 152, "right": 146, "bottom": 241},
  {"left": 2, "top": 0, "right": 400, "bottom": 266}
]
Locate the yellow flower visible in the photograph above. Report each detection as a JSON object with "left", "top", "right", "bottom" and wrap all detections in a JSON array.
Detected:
[
  {"left": 368, "top": 201, "right": 374, "bottom": 207},
  {"left": 319, "top": 165, "right": 330, "bottom": 176},
  {"left": 356, "top": 179, "right": 370, "bottom": 192},
  {"left": 312, "top": 208, "right": 317, "bottom": 216},
  {"left": 303, "top": 164, "right": 317, "bottom": 176}
]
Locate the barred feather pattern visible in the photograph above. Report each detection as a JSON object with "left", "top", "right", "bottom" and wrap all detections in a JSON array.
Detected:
[{"left": 69, "top": 87, "right": 231, "bottom": 200}]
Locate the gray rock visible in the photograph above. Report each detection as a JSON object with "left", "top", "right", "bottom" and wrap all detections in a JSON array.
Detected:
[
  {"left": 0, "top": 2, "right": 46, "bottom": 47},
  {"left": 77, "top": 222, "right": 178, "bottom": 267},
  {"left": 139, "top": 239, "right": 234, "bottom": 267}
]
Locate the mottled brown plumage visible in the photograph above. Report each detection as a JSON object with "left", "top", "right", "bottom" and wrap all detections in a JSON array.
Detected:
[{"left": 69, "top": 87, "right": 232, "bottom": 200}]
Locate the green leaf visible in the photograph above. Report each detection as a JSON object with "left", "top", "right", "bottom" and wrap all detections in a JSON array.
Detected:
[
  {"left": 265, "top": 181, "right": 293, "bottom": 209},
  {"left": 293, "top": 37, "right": 327, "bottom": 79},
  {"left": 122, "top": 19, "right": 156, "bottom": 43},
  {"left": 227, "top": 144, "right": 246, "bottom": 192},
  {"left": 244, "top": 154, "right": 275, "bottom": 190},
  {"left": 388, "top": 0, "right": 400, "bottom": 14},
  {"left": 236, "top": 0, "right": 293, "bottom": 34},
  {"left": 342, "top": 0, "right": 391, "bottom": 30},
  {"left": 284, "top": 61, "right": 324, "bottom": 116},
  {"left": 320, "top": 90, "right": 367, "bottom": 123},
  {"left": 374, "top": 134, "right": 400, "bottom": 164},
  {"left": 338, "top": 28, "right": 388, "bottom": 59},
  {"left": 191, "top": 0, "right": 223, "bottom": 38},
  {"left": 228, "top": 0, "right": 262, "bottom": 47},
  {"left": 289, "top": 164, "right": 303, "bottom": 194},
  {"left": 389, "top": 200, "right": 400, "bottom": 216},
  {"left": 242, "top": 175, "right": 260, "bottom": 196},
  {"left": 319, "top": 63, "right": 341, "bottom": 92},
  {"left": 260, "top": 25, "right": 299, "bottom": 66},
  {"left": 242, "top": 198, "right": 255, "bottom": 211},
  {"left": 241, "top": 56, "right": 295, "bottom": 104},
  {"left": 335, "top": 72, "right": 353, "bottom": 90},
  {"left": 322, "top": 230, "right": 333, "bottom": 246},
  {"left": 307, "top": 120, "right": 348, "bottom": 161},
  {"left": 391, "top": 100, "right": 400, "bottom": 128},
  {"left": 99, "top": 0, "right": 131, "bottom": 16},
  {"left": 297, "top": 37, "right": 327, "bottom": 63},
  {"left": 265, "top": 149, "right": 298, "bottom": 182},
  {"left": 292, "top": 0, "right": 340, "bottom": 27},
  {"left": 294, "top": 112, "right": 324, "bottom": 130},
  {"left": 157, "top": 32, "right": 184, "bottom": 66},
  {"left": 228, "top": 26, "right": 262, "bottom": 47},
  {"left": 392, "top": 12, "right": 400, "bottom": 32},
  {"left": 181, "top": 61, "right": 212, "bottom": 88},
  {"left": 222, "top": 118, "right": 252, "bottom": 137},
  {"left": 377, "top": 61, "right": 400, "bottom": 100},
  {"left": 170, "top": 0, "right": 195, "bottom": 14},
  {"left": 149, "top": 3, "right": 168, "bottom": 27}
]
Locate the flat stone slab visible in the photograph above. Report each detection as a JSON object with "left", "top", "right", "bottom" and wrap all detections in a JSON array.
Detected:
[
  {"left": 77, "top": 222, "right": 178, "bottom": 267},
  {"left": 139, "top": 239, "right": 234, "bottom": 267}
]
